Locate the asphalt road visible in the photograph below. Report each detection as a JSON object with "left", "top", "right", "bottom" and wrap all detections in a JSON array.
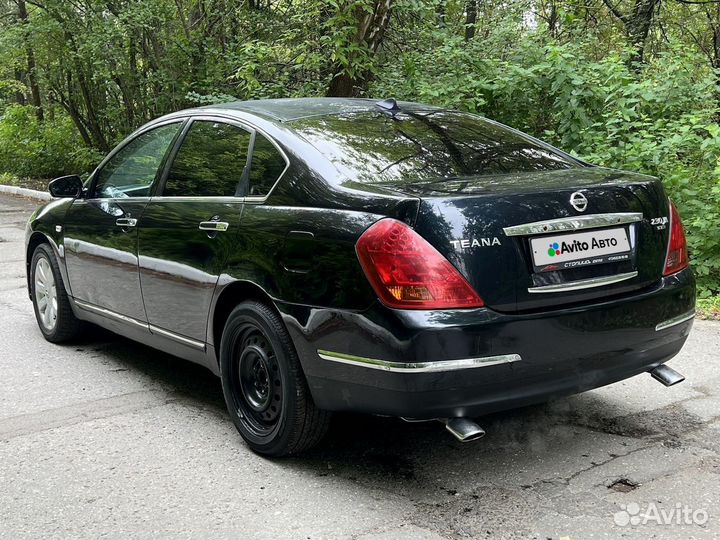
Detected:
[{"left": 1, "top": 193, "right": 719, "bottom": 540}]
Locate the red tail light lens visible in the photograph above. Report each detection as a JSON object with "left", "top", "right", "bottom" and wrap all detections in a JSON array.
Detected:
[
  {"left": 663, "top": 200, "right": 689, "bottom": 276},
  {"left": 355, "top": 219, "right": 484, "bottom": 309}
]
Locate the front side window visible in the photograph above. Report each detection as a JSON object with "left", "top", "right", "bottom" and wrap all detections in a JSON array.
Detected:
[
  {"left": 247, "top": 133, "right": 286, "bottom": 197},
  {"left": 93, "top": 123, "right": 180, "bottom": 198},
  {"left": 164, "top": 121, "right": 252, "bottom": 197}
]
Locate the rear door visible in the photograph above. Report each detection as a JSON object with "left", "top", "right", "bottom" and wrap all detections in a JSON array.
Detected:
[
  {"left": 63, "top": 121, "right": 183, "bottom": 320},
  {"left": 137, "top": 118, "right": 251, "bottom": 343}
]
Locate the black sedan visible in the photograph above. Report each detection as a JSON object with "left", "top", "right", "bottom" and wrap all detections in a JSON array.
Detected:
[{"left": 25, "top": 98, "right": 695, "bottom": 455}]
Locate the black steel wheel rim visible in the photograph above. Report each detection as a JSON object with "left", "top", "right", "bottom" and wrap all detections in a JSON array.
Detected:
[{"left": 230, "top": 323, "right": 283, "bottom": 437}]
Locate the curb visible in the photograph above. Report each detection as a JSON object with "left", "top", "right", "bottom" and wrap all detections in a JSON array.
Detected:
[{"left": 0, "top": 184, "right": 51, "bottom": 201}]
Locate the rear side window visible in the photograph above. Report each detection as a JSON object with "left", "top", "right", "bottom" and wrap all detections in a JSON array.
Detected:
[
  {"left": 247, "top": 133, "right": 286, "bottom": 197},
  {"left": 164, "top": 120, "right": 251, "bottom": 197}
]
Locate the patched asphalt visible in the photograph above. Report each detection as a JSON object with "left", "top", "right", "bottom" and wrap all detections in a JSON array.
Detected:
[{"left": 1, "top": 193, "right": 718, "bottom": 540}]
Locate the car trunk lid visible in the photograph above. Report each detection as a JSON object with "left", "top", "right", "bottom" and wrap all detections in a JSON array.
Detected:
[{"left": 382, "top": 167, "right": 670, "bottom": 312}]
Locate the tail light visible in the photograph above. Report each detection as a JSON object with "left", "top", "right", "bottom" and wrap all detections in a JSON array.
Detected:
[
  {"left": 355, "top": 218, "right": 484, "bottom": 309},
  {"left": 663, "top": 200, "right": 689, "bottom": 276}
]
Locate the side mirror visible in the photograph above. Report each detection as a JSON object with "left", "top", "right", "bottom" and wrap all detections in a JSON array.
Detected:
[{"left": 48, "top": 175, "right": 84, "bottom": 198}]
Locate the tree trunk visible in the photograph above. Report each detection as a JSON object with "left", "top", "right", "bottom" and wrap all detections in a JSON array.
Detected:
[
  {"left": 65, "top": 33, "right": 109, "bottom": 150},
  {"left": 710, "top": 4, "right": 720, "bottom": 115},
  {"left": 54, "top": 73, "right": 94, "bottom": 147},
  {"left": 17, "top": 0, "right": 43, "bottom": 120},
  {"left": 603, "top": 0, "right": 659, "bottom": 68},
  {"left": 436, "top": 0, "right": 446, "bottom": 27},
  {"left": 465, "top": 0, "right": 477, "bottom": 41},
  {"left": 626, "top": 0, "right": 658, "bottom": 65},
  {"left": 114, "top": 75, "right": 135, "bottom": 130},
  {"left": 546, "top": 0, "right": 559, "bottom": 37},
  {"left": 14, "top": 68, "right": 27, "bottom": 105},
  {"left": 327, "top": 0, "right": 394, "bottom": 97}
]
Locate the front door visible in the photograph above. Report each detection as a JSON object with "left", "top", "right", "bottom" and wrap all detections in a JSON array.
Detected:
[
  {"left": 137, "top": 119, "right": 251, "bottom": 342},
  {"left": 63, "top": 121, "right": 183, "bottom": 320}
]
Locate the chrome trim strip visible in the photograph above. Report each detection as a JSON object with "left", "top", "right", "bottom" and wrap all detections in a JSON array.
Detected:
[
  {"left": 73, "top": 299, "right": 149, "bottom": 330},
  {"left": 655, "top": 310, "right": 695, "bottom": 332},
  {"left": 89, "top": 113, "right": 290, "bottom": 204},
  {"left": 73, "top": 299, "right": 207, "bottom": 349},
  {"left": 528, "top": 271, "right": 638, "bottom": 294},
  {"left": 317, "top": 350, "right": 521, "bottom": 373},
  {"left": 149, "top": 196, "right": 240, "bottom": 202},
  {"left": 149, "top": 325, "right": 206, "bottom": 350},
  {"left": 503, "top": 212, "right": 643, "bottom": 237}
]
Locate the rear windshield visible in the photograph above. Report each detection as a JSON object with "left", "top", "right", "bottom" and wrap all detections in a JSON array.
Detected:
[{"left": 291, "top": 110, "right": 577, "bottom": 184}]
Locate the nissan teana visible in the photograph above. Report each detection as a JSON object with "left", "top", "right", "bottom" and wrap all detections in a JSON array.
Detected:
[{"left": 25, "top": 98, "right": 695, "bottom": 455}]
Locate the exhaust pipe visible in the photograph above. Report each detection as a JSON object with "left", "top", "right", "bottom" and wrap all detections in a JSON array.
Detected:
[
  {"left": 444, "top": 418, "right": 485, "bottom": 442},
  {"left": 650, "top": 364, "right": 685, "bottom": 387}
]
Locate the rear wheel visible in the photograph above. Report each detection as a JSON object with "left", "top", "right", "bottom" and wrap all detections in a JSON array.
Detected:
[
  {"left": 30, "top": 243, "right": 81, "bottom": 342},
  {"left": 219, "top": 301, "right": 330, "bottom": 456}
]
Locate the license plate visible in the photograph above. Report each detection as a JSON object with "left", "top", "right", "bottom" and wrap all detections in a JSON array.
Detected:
[{"left": 530, "top": 227, "right": 633, "bottom": 272}]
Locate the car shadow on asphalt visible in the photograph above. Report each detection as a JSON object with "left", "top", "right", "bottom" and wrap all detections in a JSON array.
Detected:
[
  {"left": 72, "top": 327, "right": 696, "bottom": 483},
  {"left": 70, "top": 327, "right": 227, "bottom": 413}
]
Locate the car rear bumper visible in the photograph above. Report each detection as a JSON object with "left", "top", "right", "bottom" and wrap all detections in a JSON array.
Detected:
[{"left": 278, "top": 268, "right": 695, "bottom": 419}]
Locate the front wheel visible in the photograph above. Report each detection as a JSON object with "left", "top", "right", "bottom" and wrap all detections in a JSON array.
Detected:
[
  {"left": 30, "top": 243, "right": 81, "bottom": 342},
  {"left": 219, "top": 301, "right": 330, "bottom": 456}
]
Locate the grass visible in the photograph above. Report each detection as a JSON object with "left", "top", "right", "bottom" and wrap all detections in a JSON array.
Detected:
[
  {"left": 0, "top": 173, "right": 50, "bottom": 191},
  {"left": 697, "top": 296, "right": 720, "bottom": 321}
]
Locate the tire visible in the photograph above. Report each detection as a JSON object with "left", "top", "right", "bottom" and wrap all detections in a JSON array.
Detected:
[
  {"left": 30, "top": 243, "right": 82, "bottom": 343},
  {"left": 219, "top": 301, "right": 331, "bottom": 456}
]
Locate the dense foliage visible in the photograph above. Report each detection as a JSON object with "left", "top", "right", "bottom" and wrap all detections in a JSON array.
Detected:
[{"left": 0, "top": 0, "right": 718, "bottom": 294}]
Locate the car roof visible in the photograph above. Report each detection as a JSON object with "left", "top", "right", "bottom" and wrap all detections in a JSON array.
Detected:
[{"left": 198, "top": 97, "right": 440, "bottom": 122}]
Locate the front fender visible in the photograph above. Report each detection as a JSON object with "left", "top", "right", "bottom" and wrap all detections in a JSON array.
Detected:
[{"left": 25, "top": 198, "right": 75, "bottom": 299}]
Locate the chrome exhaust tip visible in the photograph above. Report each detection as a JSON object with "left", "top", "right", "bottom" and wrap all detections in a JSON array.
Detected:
[
  {"left": 444, "top": 417, "right": 485, "bottom": 442},
  {"left": 650, "top": 364, "right": 685, "bottom": 387}
]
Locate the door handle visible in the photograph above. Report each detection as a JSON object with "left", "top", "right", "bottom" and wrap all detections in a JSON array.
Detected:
[
  {"left": 198, "top": 221, "right": 229, "bottom": 232},
  {"left": 115, "top": 217, "right": 137, "bottom": 227}
]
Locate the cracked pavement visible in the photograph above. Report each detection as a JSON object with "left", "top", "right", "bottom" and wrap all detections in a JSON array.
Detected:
[{"left": 1, "top": 193, "right": 719, "bottom": 540}]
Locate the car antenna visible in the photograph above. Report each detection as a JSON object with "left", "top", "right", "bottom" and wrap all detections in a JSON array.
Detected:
[{"left": 375, "top": 98, "right": 401, "bottom": 115}]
